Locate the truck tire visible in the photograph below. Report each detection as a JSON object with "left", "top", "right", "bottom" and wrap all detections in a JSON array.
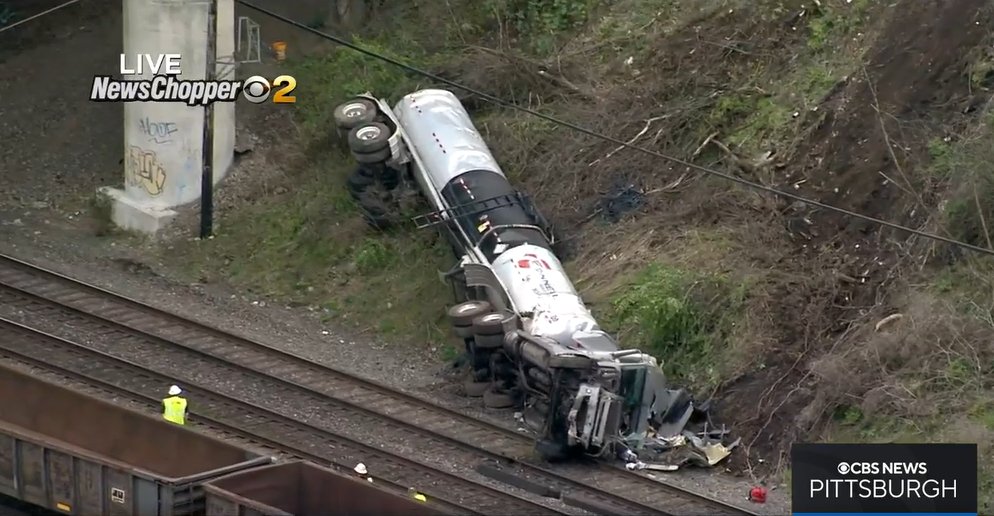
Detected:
[
  {"left": 346, "top": 168, "right": 376, "bottom": 194},
  {"left": 464, "top": 376, "right": 490, "bottom": 397},
  {"left": 473, "top": 333, "right": 504, "bottom": 349},
  {"left": 483, "top": 387, "right": 516, "bottom": 409},
  {"left": 448, "top": 300, "right": 492, "bottom": 327},
  {"left": 334, "top": 99, "right": 376, "bottom": 130},
  {"left": 472, "top": 313, "right": 505, "bottom": 336},
  {"left": 348, "top": 123, "right": 391, "bottom": 154},
  {"left": 353, "top": 147, "right": 392, "bottom": 164}
]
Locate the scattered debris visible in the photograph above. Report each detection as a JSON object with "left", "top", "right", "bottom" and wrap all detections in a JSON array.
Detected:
[
  {"left": 749, "top": 486, "right": 767, "bottom": 504},
  {"left": 617, "top": 389, "right": 741, "bottom": 471},
  {"left": 874, "top": 312, "right": 904, "bottom": 332},
  {"left": 595, "top": 183, "right": 646, "bottom": 222}
]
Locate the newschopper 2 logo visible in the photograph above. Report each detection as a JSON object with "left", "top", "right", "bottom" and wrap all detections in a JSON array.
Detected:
[{"left": 91, "top": 54, "right": 296, "bottom": 106}]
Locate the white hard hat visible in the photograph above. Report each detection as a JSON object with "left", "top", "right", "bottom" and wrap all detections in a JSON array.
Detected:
[
  {"left": 168, "top": 385, "right": 182, "bottom": 395},
  {"left": 353, "top": 463, "right": 367, "bottom": 475}
]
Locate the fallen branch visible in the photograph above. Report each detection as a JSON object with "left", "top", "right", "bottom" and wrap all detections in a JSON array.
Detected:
[
  {"left": 588, "top": 115, "right": 668, "bottom": 166},
  {"left": 874, "top": 313, "right": 904, "bottom": 332},
  {"left": 973, "top": 185, "right": 994, "bottom": 251},
  {"left": 536, "top": 70, "right": 588, "bottom": 97},
  {"left": 692, "top": 132, "right": 718, "bottom": 158},
  {"left": 707, "top": 137, "right": 768, "bottom": 178},
  {"left": 645, "top": 173, "right": 689, "bottom": 195},
  {"left": 468, "top": 44, "right": 593, "bottom": 98}
]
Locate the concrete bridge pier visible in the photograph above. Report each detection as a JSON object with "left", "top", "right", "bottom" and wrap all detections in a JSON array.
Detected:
[{"left": 101, "top": 0, "right": 235, "bottom": 235}]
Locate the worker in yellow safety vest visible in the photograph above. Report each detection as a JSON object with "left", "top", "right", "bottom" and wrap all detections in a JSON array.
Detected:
[
  {"left": 162, "top": 385, "right": 188, "bottom": 425},
  {"left": 408, "top": 487, "right": 427, "bottom": 503}
]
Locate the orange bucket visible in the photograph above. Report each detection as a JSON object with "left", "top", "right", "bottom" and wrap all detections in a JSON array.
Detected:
[{"left": 272, "top": 41, "right": 287, "bottom": 62}]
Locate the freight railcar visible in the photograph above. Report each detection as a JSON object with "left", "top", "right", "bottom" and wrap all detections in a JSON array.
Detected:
[
  {"left": 0, "top": 364, "right": 452, "bottom": 516},
  {"left": 0, "top": 364, "right": 271, "bottom": 516}
]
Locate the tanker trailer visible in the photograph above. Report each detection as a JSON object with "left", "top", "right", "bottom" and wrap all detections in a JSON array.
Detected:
[{"left": 332, "top": 89, "right": 670, "bottom": 460}]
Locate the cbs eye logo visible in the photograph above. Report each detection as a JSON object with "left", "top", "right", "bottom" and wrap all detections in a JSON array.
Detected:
[{"left": 241, "top": 75, "right": 297, "bottom": 104}]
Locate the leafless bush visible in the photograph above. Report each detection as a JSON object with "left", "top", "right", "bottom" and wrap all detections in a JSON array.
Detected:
[{"left": 802, "top": 291, "right": 994, "bottom": 438}]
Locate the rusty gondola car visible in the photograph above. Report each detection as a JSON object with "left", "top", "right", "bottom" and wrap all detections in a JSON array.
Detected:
[
  {"left": 0, "top": 364, "right": 273, "bottom": 515},
  {"left": 204, "top": 461, "right": 449, "bottom": 516},
  {"left": 0, "top": 364, "right": 453, "bottom": 516}
]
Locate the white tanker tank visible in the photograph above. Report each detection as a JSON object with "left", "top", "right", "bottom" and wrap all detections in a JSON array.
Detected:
[{"left": 332, "top": 89, "right": 673, "bottom": 460}]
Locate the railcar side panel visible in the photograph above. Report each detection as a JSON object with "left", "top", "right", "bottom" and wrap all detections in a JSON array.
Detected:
[{"left": 0, "top": 364, "right": 272, "bottom": 516}]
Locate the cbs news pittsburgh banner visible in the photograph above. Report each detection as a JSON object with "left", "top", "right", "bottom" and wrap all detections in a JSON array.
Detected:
[{"left": 791, "top": 443, "right": 978, "bottom": 515}]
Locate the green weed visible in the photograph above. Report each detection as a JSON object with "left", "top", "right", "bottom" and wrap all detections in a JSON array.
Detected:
[
  {"left": 605, "top": 263, "right": 748, "bottom": 389},
  {"left": 353, "top": 238, "right": 396, "bottom": 274},
  {"left": 707, "top": 88, "right": 793, "bottom": 151},
  {"left": 927, "top": 137, "right": 955, "bottom": 178},
  {"left": 286, "top": 36, "right": 427, "bottom": 131},
  {"left": 806, "top": 0, "right": 870, "bottom": 51},
  {"left": 488, "top": 0, "right": 601, "bottom": 54},
  {"left": 173, "top": 145, "right": 455, "bottom": 350},
  {"left": 935, "top": 118, "right": 994, "bottom": 248},
  {"left": 439, "top": 341, "right": 464, "bottom": 362},
  {"left": 88, "top": 190, "right": 115, "bottom": 237},
  {"left": 829, "top": 410, "right": 930, "bottom": 443},
  {"left": 830, "top": 401, "right": 994, "bottom": 508},
  {"left": 968, "top": 50, "right": 994, "bottom": 89}
]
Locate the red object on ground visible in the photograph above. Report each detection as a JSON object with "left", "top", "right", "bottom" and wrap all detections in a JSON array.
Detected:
[{"left": 748, "top": 486, "right": 767, "bottom": 503}]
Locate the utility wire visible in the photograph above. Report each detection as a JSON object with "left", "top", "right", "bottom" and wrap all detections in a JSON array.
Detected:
[
  {"left": 0, "top": 0, "right": 81, "bottom": 35},
  {"left": 235, "top": 0, "right": 994, "bottom": 258}
]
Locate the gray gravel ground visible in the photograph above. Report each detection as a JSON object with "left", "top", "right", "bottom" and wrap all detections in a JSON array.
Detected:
[
  {"left": 0, "top": 1, "right": 790, "bottom": 514},
  {"left": 0, "top": 210, "right": 790, "bottom": 516}
]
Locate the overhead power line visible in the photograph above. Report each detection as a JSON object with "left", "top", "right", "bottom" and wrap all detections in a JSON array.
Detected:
[
  {"left": 235, "top": 0, "right": 994, "bottom": 258},
  {"left": 0, "top": 0, "right": 81, "bottom": 35}
]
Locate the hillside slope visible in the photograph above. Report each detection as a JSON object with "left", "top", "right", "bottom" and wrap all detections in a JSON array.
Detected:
[
  {"left": 3, "top": 0, "right": 989, "bottom": 507},
  {"left": 173, "top": 0, "right": 993, "bottom": 496}
]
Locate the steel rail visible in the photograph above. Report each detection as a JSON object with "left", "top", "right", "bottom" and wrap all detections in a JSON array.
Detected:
[
  {"left": 0, "top": 253, "right": 758, "bottom": 516},
  {"left": 0, "top": 319, "right": 560, "bottom": 516}
]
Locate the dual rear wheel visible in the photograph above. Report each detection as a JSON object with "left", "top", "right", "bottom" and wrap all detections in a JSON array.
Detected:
[
  {"left": 333, "top": 98, "right": 392, "bottom": 163},
  {"left": 446, "top": 300, "right": 519, "bottom": 409}
]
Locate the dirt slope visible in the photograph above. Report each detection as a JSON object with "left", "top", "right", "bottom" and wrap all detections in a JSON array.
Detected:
[{"left": 721, "top": 0, "right": 994, "bottom": 462}]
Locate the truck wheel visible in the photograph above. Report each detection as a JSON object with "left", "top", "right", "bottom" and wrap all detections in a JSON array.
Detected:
[
  {"left": 348, "top": 123, "right": 391, "bottom": 154},
  {"left": 453, "top": 326, "right": 474, "bottom": 339},
  {"left": 447, "top": 300, "right": 492, "bottom": 327},
  {"left": 464, "top": 377, "right": 490, "bottom": 397},
  {"left": 346, "top": 168, "right": 376, "bottom": 195},
  {"left": 473, "top": 333, "right": 504, "bottom": 349},
  {"left": 353, "top": 147, "right": 392, "bottom": 164},
  {"left": 483, "top": 387, "right": 516, "bottom": 409},
  {"left": 334, "top": 99, "right": 376, "bottom": 130},
  {"left": 472, "top": 313, "right": 505, "bottom": 336}
]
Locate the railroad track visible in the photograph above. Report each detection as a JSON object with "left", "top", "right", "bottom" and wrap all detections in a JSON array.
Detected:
[
  {"left": 0, "top": 320, "right": 556, "bottom": 516},
  {"left": 0, "top": 253, "right": 757, "bottom": 516}
]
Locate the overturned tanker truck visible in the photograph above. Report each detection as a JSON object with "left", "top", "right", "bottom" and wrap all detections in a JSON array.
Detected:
[{"left": 333, "top": 89, "right": 691, "bottom": 461}]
